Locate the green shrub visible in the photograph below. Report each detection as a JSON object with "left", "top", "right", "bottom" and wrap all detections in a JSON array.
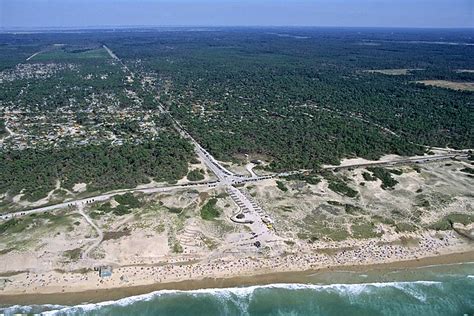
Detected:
[
  {"left": 173, "top": 242, "right": 183, "bottom": 253},
  {"left": 0, "top": 218, "right": 27, "bottom": 235},
  {"left": 345, "top": 204, "right": 364, "bottom": 215},
  {"left": 362, "top": 172, "right": 377, "bottom": 181},
  {"left": 351, "top": 222, "right": 381, "bottom": 239},
  {"left": 395, "top": 222, "right": 417, "bottom": 232},
  {"left": 113, "top": 204, "right": 132, "bottom": 216},
  {"left": 115, "top": 193, "right": 141, "bottom": 208},
  {"left": 63, "top": 248, "right": 82, "bottom": 261},
  {"left": 276, "top": 180, "right": 288, "bottom": 192},
  {"left": 98, "top": 202, "right": 113, "bottom": 213},
  {"left": 200, "top": 198, "right": 220, "bottom": 220},
  {"left": 389, "top": 169, "right": 403, "bottom": 175},
  {"left": 430, "top": 219, "right": 452, "bottom": 231},
  {"left": 367, "top": 167, "right": 398, "bottom": 189},
  {"left": 460, "top": 167, "right": 474, "bottom": 175},
  {"left": 328, "top": 180, "right": 358, "bottom": 197},
  {"left": 190, "top": 157, "right": 201, "bottom": 164},
  {"left": 283, "top": 172, "right": 320, "bottom": 185},
  {"left": 430, "top": 213, "right": 474, "bottom": 230},
  {"left": 167, "top": 207, "right": 183, "bottom": 214},
  {"left": 187, "top": 169, "right": 205, "bottom": 181}
]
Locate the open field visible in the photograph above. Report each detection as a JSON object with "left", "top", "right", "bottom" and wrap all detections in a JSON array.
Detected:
[
  {"left": 31, "top": 47, "right": 110, "bottom": 61},
  {"left": 417, "top": 80, "right": 474, "bottom": 91},
  {"left": 364, "top": 69, "right": 422, "bottom": 75}
]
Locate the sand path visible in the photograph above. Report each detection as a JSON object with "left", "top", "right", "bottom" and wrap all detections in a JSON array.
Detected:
[{"left": 77, "top": 204, "right": 103, "bottom": 259}]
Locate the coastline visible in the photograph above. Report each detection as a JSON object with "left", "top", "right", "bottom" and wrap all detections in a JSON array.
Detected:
[{"left": 1, "top": 249, "right": 473, "bottom": 306}]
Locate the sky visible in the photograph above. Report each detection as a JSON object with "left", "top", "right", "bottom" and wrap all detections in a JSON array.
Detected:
[{"left": 0, "top": 0, "right": 473, "bottom": 29}]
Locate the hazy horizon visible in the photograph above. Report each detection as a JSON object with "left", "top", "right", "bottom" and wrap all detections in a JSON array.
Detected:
[{"left": 1, "top": 0, "right": 473, "bottom": 30}]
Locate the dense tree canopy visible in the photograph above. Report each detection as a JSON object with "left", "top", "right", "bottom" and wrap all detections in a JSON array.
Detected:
[
  {"left": 0, "top": 133, "right": 194, "bottom": 201},
  {"left": 0, "top": 28, "right": 472, "bottom": 200}
]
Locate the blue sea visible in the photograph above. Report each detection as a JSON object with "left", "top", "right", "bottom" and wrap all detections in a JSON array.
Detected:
[{"left": 2, "top": 262, "right": 474, "bottom": 316}]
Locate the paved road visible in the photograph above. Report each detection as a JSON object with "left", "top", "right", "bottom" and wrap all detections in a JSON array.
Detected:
[
  {"left": 4, "top": 152, "right": 464, "bottom": 221},
  {"left": 167, "top": 117, "right": 238, "bottom": 183},
  {"left": 26, "top": 51, "right": 41, "bottom": 61},
  {"left": 1, "top": 181, "right": 212, "bottom": 220},
  {"left": 153, "top": 98, "right": 277, "bottom": 243},
  {"left": 103, "top": 45, "right": 134, "bottom": 77},
  {"left": 274, "top": 153, "right": 469, "bottom": 177}
]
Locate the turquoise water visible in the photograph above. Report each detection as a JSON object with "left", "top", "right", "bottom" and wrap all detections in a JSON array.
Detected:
[{"left": 2, "top": 263, "right": 474, "bottom": 316}]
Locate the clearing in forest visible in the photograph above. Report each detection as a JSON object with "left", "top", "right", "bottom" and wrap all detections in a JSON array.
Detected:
[
  {"left": 30, "top": 47, "right": 110, "bottom": 61},
  {"left": 364, "top": 69, "right": 422, "bottom": 75},
  {"left": 417, "top": 80, "right": 474, "bottom": 92}
]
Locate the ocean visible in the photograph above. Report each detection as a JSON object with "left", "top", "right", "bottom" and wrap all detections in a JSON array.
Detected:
[{"left": 2, "top": 262, "right": 474, "bottom": 316}]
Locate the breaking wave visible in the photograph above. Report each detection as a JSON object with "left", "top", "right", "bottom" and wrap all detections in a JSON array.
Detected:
[{"left": 2, "top": 281, "right": 447, "bottom": 316}]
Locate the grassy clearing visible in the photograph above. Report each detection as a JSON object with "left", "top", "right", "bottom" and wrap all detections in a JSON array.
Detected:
[
  {"left": 351, "top": 222, "right": 381, "bottom": 239},
  {"left": 298, "top": 229, "right": 350, "bottom": 242},
  {"left": 0, "top": 218, "right": 29, "bottom": 235},
  {"left": 430, "top": 213, "right": 474, "bottom": 230},
  {"left": 373, "top": 215, "right": 395, "bottom": 226},
  {"left": 299, "top": 215, "right": 350, "bottom": 242},
  {"left": 395, "top": 222, "right": 418, "bottom": 233},
  {"left": 32, "top": 48, "right": 110, "bottom": 61},
  {"left": 63, "top": 247, "right": 82, "bottom": 261},
  {"left": 324, "top": 228, "right": 350, "bottom": 241},
  {"left": 0, "top": 212, "right": 73, "bottom": 235}
]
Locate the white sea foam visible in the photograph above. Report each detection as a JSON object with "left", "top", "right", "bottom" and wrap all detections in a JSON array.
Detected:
[
  {"left": 37, "top": 281, "right": 442, "bottom": 315},
  {"left": 0, "top": 304, "right": 66, "bottom": 316}
]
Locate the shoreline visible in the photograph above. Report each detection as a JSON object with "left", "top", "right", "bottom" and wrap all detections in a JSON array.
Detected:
[{"left": 1, "top": 249, "right": 473, "bottom": 306}]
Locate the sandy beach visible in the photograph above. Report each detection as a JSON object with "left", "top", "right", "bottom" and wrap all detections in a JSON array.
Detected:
[{"left": 0, "top": 237, "right": 472, "bottom": 305}]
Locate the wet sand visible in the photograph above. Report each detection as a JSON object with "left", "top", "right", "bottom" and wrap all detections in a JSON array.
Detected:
[{"left": 1, "top": 250, "right": 473, "bottom": 306}]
